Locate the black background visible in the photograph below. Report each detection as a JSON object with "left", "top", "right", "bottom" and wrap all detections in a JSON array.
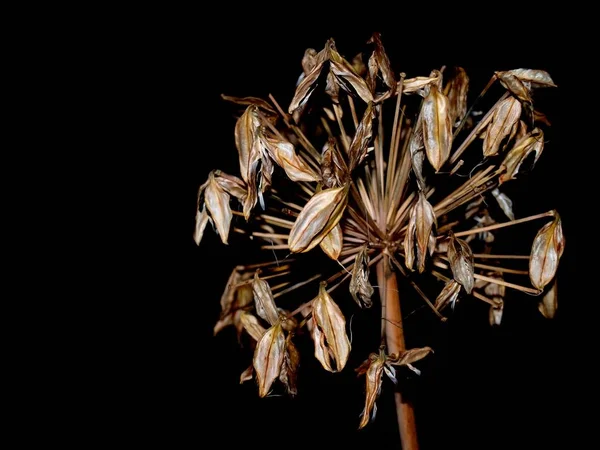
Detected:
[{"left": 127, "top": 22, "right": 575, "bottom": 450}]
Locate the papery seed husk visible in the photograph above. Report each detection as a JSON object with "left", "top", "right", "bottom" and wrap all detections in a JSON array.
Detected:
[
  {"left": 434, "top": 279, "right": 461, "bottom": 311},
  {"left": 447, "top": 233, "right": 475, "bottom": 294},
  {"left": 260, "top": 133, "right": 318, "bottom": 182},
  {"left": 253, "top": 323, "right": 285, "bottom": 397},
  {"left": 234, "top": 106, "right": 262, "bottom": 184},
  {"left": 349, "top": 246, "right": 374, "bottom": 308},
  {"left": 529, "top": 214, "right": 565, "bottom": 290},
  {"left": 193, "top": 204, "right": 210, "bottom": 246},
  {"left": 489, "top": 300, "right": 504, "bottom": 326},
  {"left": 205, "top": 172, "right": 232, "bottom": 244},
  {"left": 496, "top": 72, "right": 532, "bottom": 105},
  {"left": 252, "top": 271, "right": 280, "bottom": 326},
  {"left": 483, "top": 96, "right": 522, "bottom": 157},
  {"left": 288, "top": 186, "right": 349, "bottom": 253},
  {"left": 312, "top": 283, "right": 351, "bottom": 372},
  {"left": 279, "top": 335, "right": 300, "bottom": 396},
  {"left": 422, "top": 85, "right": 452, "bottom": 172},
  {"left": 349, "top": 102, "right": 374, "bottom": 169},
  {"left": 505, "top": 69, "right": 556, "bottom": 88},
  {"left": 444, "top": 67, "right": 469, "bottom": 126},
  {"left": 358, "top": 354, "right": 385, "bottom": 429},
  {"left": 492, "top": 188, "right": 515, "bottom": 221},
  {"left": 500, "top": 128, "right": 544, "bottom": 184}
]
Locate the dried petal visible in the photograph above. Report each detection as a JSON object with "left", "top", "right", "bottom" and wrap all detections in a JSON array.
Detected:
[
  {"left": 240, "top": 312, "right": 267, "bottom": 342},
  {"left": 422, "top": 85, "right": 452, "bottom": 172},
  {"left": 435, "top": 279, "right": 461, "bottom": 311},
  {"left": 288, "top": 186, "right": 349, "bottom": 253},
  {"left": 539, "top": 280, "right": 558, "bottom": 319},
  {"left": 492, "top": 188, "right": 515, "bottom": 221},
  {"left": 504, "top": 69, "right": 556, "bottom": 88},
  {"left": 489, "top": 299, "right": 504, "bottom": 326},
  {"left": 482, "top": 96, "right": 522, "bottom": 157},
  {"left": 388, "top": 347, "right": 433, "bottom": 367},
  {"left": 444, "top": 67, "right": 469, "bottom": 127},
  {"left": 529, "top": 213, "right": 565, "bottom": 290},
  {"left": 205, "top": 171, "right": 232, "bottom": 244},
  {"left": 349, "top": 246, "right": 374, "bottom": 308},
  {"left": 193, "top": 204, "right": 210, "bottom": 246},
  {"left": 312, "top": 283, "right": 351, "bottom": 372},
  {"left": 447, "top": 232, "right": 475, "bottom": 294},
  {"left": 500, "top": 128, "right": 544, "bottom": 184},
  {"left": 260, "top": 133, "right": 318, "bottom": 182},
  {"left": 358, "top": 353, "right": 385, "bottom": 429},
  {"left": 320, "top": 223, "right": 343, "bottom": 260},
  {"left": 279, "top": 334, "right": 300, "bottom": 396},
  {"left": 496, "top": 72, "right": 532, "bottom": 105},
  {"left": 221, "top": 94, "right": 276, "bottom": 115},
  {"left": 253, "top": 323, "right": 285, "bottom": 397},
  {"left": 252, "top": 271, "right": 280, "bottom": 326},
  {"left": 404, "top": 193, "right": 437, "bottom": 273},
  {"left": 348, "top": 102, "right": 374, "bottom": 169}
]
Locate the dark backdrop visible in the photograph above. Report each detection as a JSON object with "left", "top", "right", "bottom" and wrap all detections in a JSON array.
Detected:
[{"left": 138, "top": 25, "right": 573, "bottom": 449}]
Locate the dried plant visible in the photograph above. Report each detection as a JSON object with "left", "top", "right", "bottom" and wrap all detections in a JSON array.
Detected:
[{"left": 194, "top": 34, "right": 562, "bottom": 448}]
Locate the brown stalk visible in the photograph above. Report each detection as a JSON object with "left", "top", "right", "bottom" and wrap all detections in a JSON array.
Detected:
[{"left": 377, "top": 256, "right": 419, "bottom": 450}]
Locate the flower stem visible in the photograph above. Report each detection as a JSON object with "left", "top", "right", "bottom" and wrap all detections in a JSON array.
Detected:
[{"left": 377, "top": 257, "right": 419, "bottom": 450}]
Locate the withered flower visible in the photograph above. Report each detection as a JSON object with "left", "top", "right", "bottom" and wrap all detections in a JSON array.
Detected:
[{"left": 195, "top": 34, "right": 562, "bottom": 443}]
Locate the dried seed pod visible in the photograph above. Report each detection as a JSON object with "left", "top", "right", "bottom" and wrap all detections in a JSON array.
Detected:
[
  {"left": 502, "top": 68, "right": 556, "bottom": 88},
  {"left": 321, "top": 138, "right": 348, "bottom": 188},
  {"left": 260, "top": 133, "right": 318, "bottom": 182},
  {"left": 496, "top": 71, "right": 532, "bottom": 105},
  {"left": 444, "top": 67, "right": 469, "bottom": 126},
  {"left": 348, "top": 102, "right": 374, "bottom": 170},
  {"left": 492, "top": 188, "right": 515, "bottom": 221},
  {"left": 253, "top": 323, "right": 285, "bottom": 397},
  {"left": 288, "top": 186, "right": 349, "bottom": 253},
  {"left": 312, "top": 283, "right": 351, "bottom": 372},
  {"left": 193, "top": 204, "right": 210, "bottom": 246},
  {"left": 500, "top": 128, "right": 544, "bottom": 184},
  {"left": 279, "top": 334, "right": 300, "bottom": 396},
  {"left": 447, "top": 232, "right": 475, "bottom": 294},
  {"left": 422, "top": 85, "right": 452, "bottom": 172},
  {"left": 252, "top": 271, "right": 280, "bottom": 326},
  {"left": 357, "top": 353, "right": 385, "bottom": 429},
  {"left": 404, "top": 193, "right": 437, "bottom": 273},
  {"left": 349, "top": 246, "right": 374, "bottom": 308},
  {"left": 482, "top": 96, "right": 522, "bottom": 157},
  {"left": 388, "top": 347, "right": 433, "bottom": 367},
  {"left": 529, "top": 213, "right": 565, "bottom": 290},
  {"left": 205, "top": 171, "right": 232, "bottom": 244},
  {"left": 434, "top": 279, "right": 461, "bottom": 311}
]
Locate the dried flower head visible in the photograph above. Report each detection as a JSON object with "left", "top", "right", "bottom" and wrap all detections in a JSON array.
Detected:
[{"left": 194, "top": 33, "right": 562, "bottom": 434}]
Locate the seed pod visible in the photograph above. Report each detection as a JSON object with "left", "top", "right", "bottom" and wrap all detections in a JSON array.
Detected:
[
  {"left": 253, "top": 323, "right": 285, "bottom": 397},
  {"left": 447, "top": 232, "right": 475, "bottom": 294},
  {"left": 349, "top": 246, "right": 374, "bottom": 308},
  {"left": 288, "top": 186, "right": 349, "bottom": 253},
  {"left": 529, "top": 213, "right": 565, "bottom": 290},
  {"left": 422, "top": 85, "right": 452, "bottom": 172}
]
